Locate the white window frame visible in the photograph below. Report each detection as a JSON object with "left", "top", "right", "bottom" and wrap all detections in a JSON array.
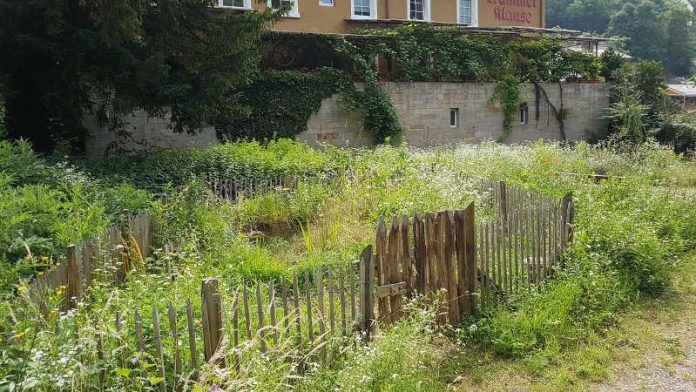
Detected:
[
  {"left": 457, "top": 0, "right": 478, "bottom": 27},
  {"left": 408, "top": 0, "right": 431, "bottom": 21},
  {"left": 268, "top": 0, "right": 300, "bottom": 17},
  {"left": 450, "top": 108, "right": 459, "bottom": 128},
  {"left": 319, "top": 0, "right": 334, "bottom": 7},
  {"left": 351, "top": 0, "right": 377, "bottom": 20},
  {"left": 219, "top": 0, "right": 252, "bottom": 9}
]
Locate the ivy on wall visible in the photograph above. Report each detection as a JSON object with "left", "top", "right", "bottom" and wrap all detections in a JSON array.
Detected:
[
  {"left": 226, "top": 25, "right": 602, "bottom": 144},
  {"left": 490, "top": 75, "right": 523, "bottom": 142}
]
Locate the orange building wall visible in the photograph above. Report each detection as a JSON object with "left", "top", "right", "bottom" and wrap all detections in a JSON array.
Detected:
[
  {"left": 478, "top": 0, "right": 544, "bottom": 28},
  {"left": 241, "top": 0, "right": 544, "bottom": 33}
]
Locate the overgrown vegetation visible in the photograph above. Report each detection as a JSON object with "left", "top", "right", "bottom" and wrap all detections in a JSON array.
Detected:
[{"left": 1, "top": 139, "right": 695, "bottom": 390}]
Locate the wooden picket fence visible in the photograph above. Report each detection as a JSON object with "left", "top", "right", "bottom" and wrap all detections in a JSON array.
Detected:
[
  {"left": 26, "top": 180, "right": 575, "bottom": 388},
  {"left": 29, "top": 213, "right": 154, "bottom": 310},
  {"left": 74, "top": 265, "right": 363, "bottom": 390},
  {"left": 206, "top": 171, "right": 337, "bottom": 202},
  {"left": 362, "top": 181, "right": 576, "bottom": 328}
]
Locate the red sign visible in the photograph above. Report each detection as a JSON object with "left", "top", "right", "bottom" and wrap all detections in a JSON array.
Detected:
[{"left": 487, "top": 0, "right": 539, "bottom": 25}]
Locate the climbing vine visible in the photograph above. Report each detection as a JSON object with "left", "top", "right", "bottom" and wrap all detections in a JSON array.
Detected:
[
  {"left": 225, "top": 25, "right": 602, "bottom": 144},
  {"left": 490, "top": 75, "right": 523, "bottom": 142}
]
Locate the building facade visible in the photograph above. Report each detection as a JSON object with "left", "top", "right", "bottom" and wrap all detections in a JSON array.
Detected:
[{"left": 215, "top": 0, "right": 545, "bottom": 34}]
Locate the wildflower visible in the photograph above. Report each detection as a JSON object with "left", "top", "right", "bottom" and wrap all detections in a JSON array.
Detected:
[
  {"left": 130, "top": 356, "right": 140, "bottom": 365},
  {"left": 210, "top": 385, "right": 223, "bottom": 392}
]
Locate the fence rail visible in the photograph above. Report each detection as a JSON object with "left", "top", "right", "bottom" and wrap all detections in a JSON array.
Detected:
[
  {"left": 29, "top": 213, "right": 154, "bottom": 310},
  {"left": 206, "top": 171, "right": 338, "bottom": 202}
]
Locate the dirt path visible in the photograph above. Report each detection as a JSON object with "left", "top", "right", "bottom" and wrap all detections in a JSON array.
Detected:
[
  {"left": 594, "top": 257, "right": 696, "bottom": 392},
  {"left": 451, "top": 255, "right": 696, "bottom": 392}
]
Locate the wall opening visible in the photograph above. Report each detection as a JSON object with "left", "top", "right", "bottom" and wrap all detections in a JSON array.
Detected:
[
  {"left": 520, "top": 103, "right": 529, "bottom": 125},
  {"left": 450, "top": 108, "right": 459, "bottom": 128}
]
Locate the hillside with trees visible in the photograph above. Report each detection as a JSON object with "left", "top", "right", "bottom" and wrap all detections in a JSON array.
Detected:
[{"left": 547, "top": 0, "right": 696, "bottom": 77}]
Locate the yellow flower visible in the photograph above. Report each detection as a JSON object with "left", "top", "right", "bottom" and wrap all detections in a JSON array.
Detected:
[{"left": 14, "top": 331, "right": 26, "bottom": 339}]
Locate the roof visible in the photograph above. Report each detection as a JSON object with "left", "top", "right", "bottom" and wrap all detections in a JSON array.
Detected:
[{"left": 666, "top": 84, "right": 696, "bottom": 98}]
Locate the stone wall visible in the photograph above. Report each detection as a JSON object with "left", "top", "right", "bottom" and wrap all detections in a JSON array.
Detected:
[
  {"left": 85, "top": 82, "right": 609, "bottom": 158},
  {"left": 84, "top": 109, "right": 218, "bottom": 160},
  {"left": 297, "top": 82, "right": 609, "bottom": 147}
]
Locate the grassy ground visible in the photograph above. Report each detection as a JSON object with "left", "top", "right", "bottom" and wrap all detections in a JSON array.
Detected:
[{"left": 450, "top": 253, "right": 696, "bottom": 391}]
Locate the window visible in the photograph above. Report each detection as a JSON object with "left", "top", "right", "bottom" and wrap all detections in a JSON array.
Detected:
[
  {"left": 458, "top": 0, "right": 478, "bottom": 26},
  {"left": 352, "top": 0, "right": 376, "bottom": 19},
  {"left": 319, "top": 0, "right": 333, "bottom": 6},
  {"left": 520, "top": 103, "right": 529, "bottom": 125},
  {"left": 409, "top": 0, "right": 430, "bottom": 21},
  {"left": 450, "top": 108, "right": 459, "bottom": 128},
  {"left": 220, "top": 0, "right": 251, "bottom": 9},
  {"left": 269, "top": 0, "right": 299, "bottom": 17}
]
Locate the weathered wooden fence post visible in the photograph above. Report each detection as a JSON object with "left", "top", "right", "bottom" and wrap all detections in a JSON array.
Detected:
[
  {"left": 464, "top": 202, "right": 477, "bottom": 316},
  {"left": 66, "top": 245, "right": 80, "bottom": 309},
  {"left": 201, "top": 278, "right": 225, "bottom": 366},
  {"left": 358, "top": 245, "right": 375, "bottom": 338},
  {"left": 560, "top": 192, "right": 575, "bottom": 259}
]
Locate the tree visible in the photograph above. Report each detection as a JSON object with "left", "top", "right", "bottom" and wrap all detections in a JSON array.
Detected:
[
  {"left": 663, "top": 2, "right": 696, "bottom": 76},
  {"left": 0, "top": 0, "right": 275, "bottom": 152},
  {"left": 609, "top": 1, "right": 669, "bottom": 62},
  {"left": 547, "top": 0, "right": 622, "bottom": 33}
]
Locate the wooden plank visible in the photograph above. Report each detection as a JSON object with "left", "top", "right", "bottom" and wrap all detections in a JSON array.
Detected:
[
  {"left": 256, "top": 283, "right": 267, "bottom": 353},
  {"left": 269, "top": 280, "right": 278, "bottom": 346},
  {"left": 425, "top": 213, "right": 436, "bottom": 295},
  {"left": 542, "top": 204, "right": 548, "bottom": 280},
  {"left": 304, "top": 271, "right": 314, "bottom": 344},
  {"left": 339, "top": 267, "right": 347, "bottom": 335},
  {"left": 243, "top": 285, "right": 252, "bottom": 340},
  {"left": 293, "top": 274, "right": 303, "bottom": 348},
  {"left": 388, "top": 216, "right": 402, "bottom": 322},
  {"left": 231, "top": 292, "right": 240, "bottom": 371},
  {"left": 66, "top": 245, "right": 79, "bottom": 309},
  {"left": 464, "top": 203, "right": 477, "bottom": 316},
  {"left": 479, "top": 224, "right": 487, "bottom": 308},
  {"left": 328, "top": 266, "right": 336, "bottom": 333},
  {"left": 375, "top": 282, "right": 408, "bottom": 298},
  {"left": 513, "top": 211, "right": 520, "bottom": 293},
  {"left": 413, "top": 214, "right": 427, "bottom": 294},
  {"left": 534, "top": 205, "right": 543, "bottom": 283},
  {"left": 316, "top": 268, "right": 326, "bottom": 358},
  {"left": 201, "top": 279, "right": 224, "bottom": 366},
  {"left": 454, "top": 210, "right": 467, "bottom": 315},
  {"left": 375, "top": 217, "right": 389, "bottom": 324},
  {"left": 441, "top": 212, "right": 459, "bottom": 325},
  {"left": 400, "top": 215, "right": 413, "bottom": 292},
  {"left": 501, "top": 215, "right": 508, "bottom": 295},
  {"left": 359, "top": 245, "right": 373, "bottom": 334},
  {"left": 281, "top": 277, "right": 290, "bottom": 333},
  {"left": 348, "top": 261, "right": 356, "bottom": 322},
  {"left": 152, "top": 305, "right": 167, "bottom": 392}
]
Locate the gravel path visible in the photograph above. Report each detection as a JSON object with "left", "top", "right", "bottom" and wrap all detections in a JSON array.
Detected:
[{"left": 595, "top": 261, "right": 696, "bottom": 392}]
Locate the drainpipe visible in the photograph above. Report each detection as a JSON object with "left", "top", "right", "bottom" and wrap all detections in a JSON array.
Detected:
[{"left": 385, "top": 0, "right": 389, "bottom": 19}]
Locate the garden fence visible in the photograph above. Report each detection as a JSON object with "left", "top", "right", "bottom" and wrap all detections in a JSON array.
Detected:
[
  {"left": 29, "top": 213, "right": 154, "bottom": 310},
  {"left": 206, "top": 171, "right": 338, "bottom": 202},
  {"left": 47, "top": 181, "right": 575, "bottom": 389}
]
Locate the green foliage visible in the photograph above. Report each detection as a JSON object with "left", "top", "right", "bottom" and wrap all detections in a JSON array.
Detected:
[
  {"left": 605, "top": 61, "right": 672, "bottom": 146},
  {"left": 0, "top": 0, "right": 275, "bottom": 151},
  {"left": 656, "top": 119, "right": 696, "bottom": 156},
  {"left": 0, "top": 140, "right": 153, "bottom": 298},
  {"left": 490, "top": 75, "right": 523, "bottom": 142},
  {"left": 93, "top": 139, "right": 343, "bottom": 191},
  {"left": 550, "top": 0, "right": 696, "bottom": 77},
  {"left": 221, "top": 68, "right": 353, "bottom": 140},
  {"left": 298, "top": 300, "right": 446, "bottom": 391}
]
